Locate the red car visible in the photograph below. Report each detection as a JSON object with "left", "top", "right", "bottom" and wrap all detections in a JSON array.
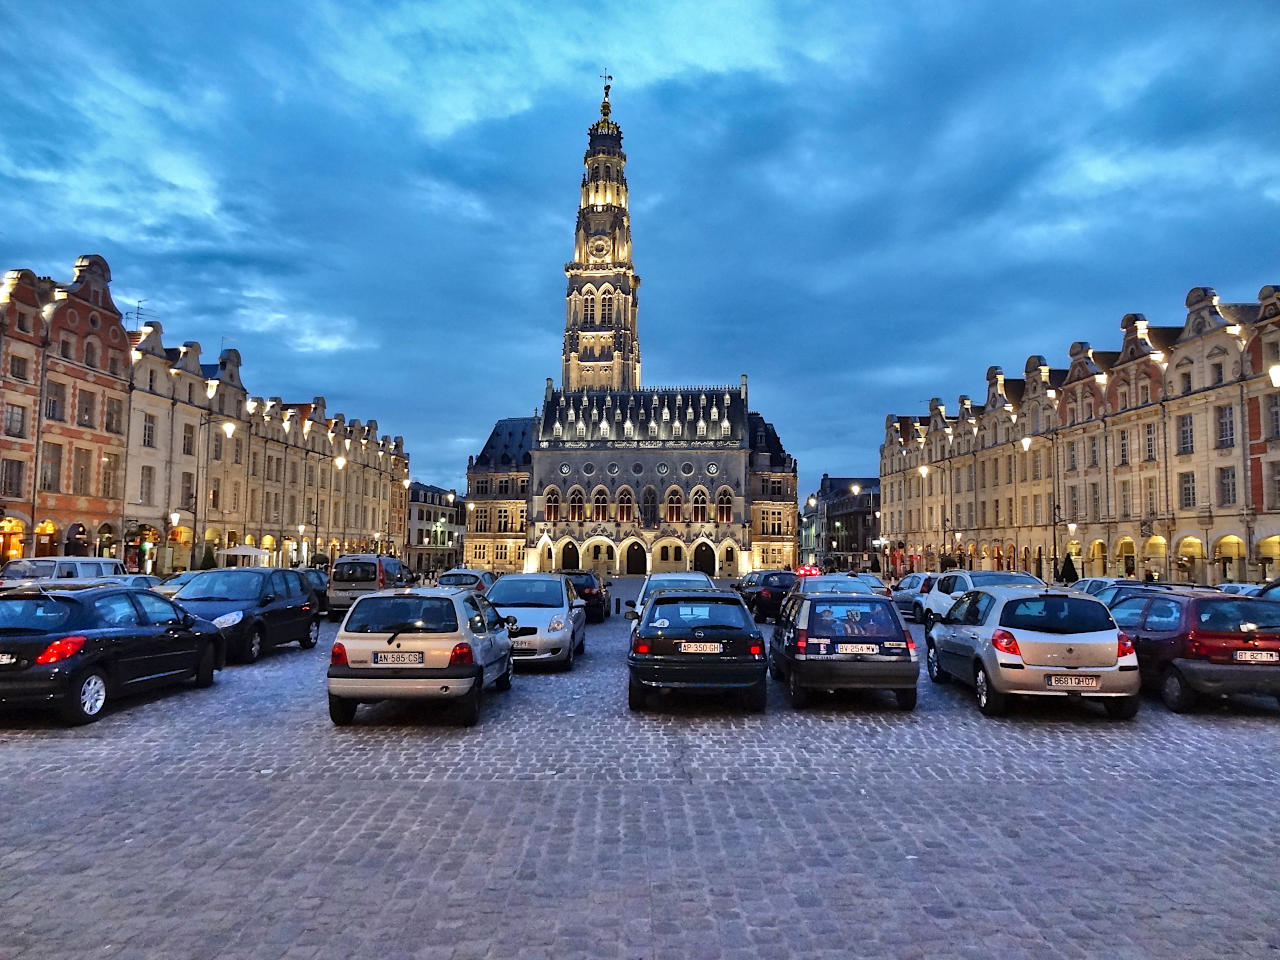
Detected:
[
  {"left": 1110, "top": 590, "right": 1280, "bottom": 711},
  {"left": 795, "top": 565, "right": 821, "bottom": 577}
]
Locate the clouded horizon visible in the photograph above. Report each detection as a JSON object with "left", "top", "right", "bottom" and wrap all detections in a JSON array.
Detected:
[{"left": 2, "top": 0, "right": 1276, "bottom": 498}]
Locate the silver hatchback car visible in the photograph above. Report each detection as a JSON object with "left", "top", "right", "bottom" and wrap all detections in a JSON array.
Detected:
[{"left": 926, "top": 586, "right": 1140, "bottom": 719}]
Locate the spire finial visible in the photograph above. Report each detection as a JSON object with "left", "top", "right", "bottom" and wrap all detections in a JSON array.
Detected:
[{"left": 600, "top": 71, "right": 612, "bottom": 116}]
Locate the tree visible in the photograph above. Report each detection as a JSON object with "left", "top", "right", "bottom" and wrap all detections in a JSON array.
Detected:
[
  {"left": 1058, "top": 553, "right": 1079, "bottom": 584},
  {"left": 200, "top": 544, "right": 217, "bottom": 569}
]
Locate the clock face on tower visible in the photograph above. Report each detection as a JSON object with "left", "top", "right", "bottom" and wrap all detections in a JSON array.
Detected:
[{"left": 588, "top": 236, "right": 612, "bottom": 260}]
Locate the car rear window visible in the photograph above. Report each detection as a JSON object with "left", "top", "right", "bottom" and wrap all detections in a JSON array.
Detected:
[
  {"left": 438, "top": 573, "right": 478, "bottom": 586},
  {"left": 0, "top": 559, "right": 55, "bottom": 580},
  {"left": 999, "top": 596, "right": 1114, "bottom": 634},
  {"left": 806, "top": 599, "right": 901, "bottom": 638},
  {"left": 563, "top": 574, "right": 595, "bottom": 590},
  {"left": 0, "top": 596, "right": 77, "bottom": 631},
  {"left": 333, "top": 562, "right": 378, "bottom": 583},
  {"left": 762, "top": 573, "right": 796, "bottom": 588},
  {"left": 1194, "top": 599, "right": 1280, "bottom": 631},
  {"left": 345, "top": 596, "right": 459, "bottom": 633},
  {"left": 644, "top": 599, "right": 750, "bottom": 631},
  {"left": 804, "top": 577, "right": 871, "bottom": 593}
]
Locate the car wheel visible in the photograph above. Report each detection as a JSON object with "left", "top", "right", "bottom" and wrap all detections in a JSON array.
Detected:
[
  {"left": 745, "top": 679, "right": 767, "bottom": 713},
  {"left": 768, "top": 654, "right": 784, "bottom": 682},
  {"left": 1160, "top": 667, "right": 1198, "bottom": 713},
  {"left": 926, "top": 641, "right": 950, "bottom": 684},
  {"left": 299, "top": 618, "right": 320, "bottom": 650},
  {"left": 912, "top": 602, "right": 924, "bottom": 623},
  {"left": 458, "top": 679, "right": 481, "bottom": 727},
  {"left": 604, "top": 601, "right": 611, "bottom": 619},
  {"left": 194, "top": 641, "right": 216, "bottom": 688},
  {"left": 895, "top": 688, "right": 918, "bottom": 711},
  {"left": 575, "top": 630, "right": 585, "bottom": 655},
  {"left": 562, "top": 636, "right": 576, "bottom": 672},
  {"left": 786, "top": 667, "right": 809, "bottom": 708},
  {"left": 628, "top": 676, "right": 646, "bottom": 711},
  {"left": 241, "top": 626, "right": 264, "bottom": 664},
  {"left": 924, "top": 610, "right": 936, "bottom": 630},
  {"left": 62, "top": 669, "right": 109, "bottom": 725},
  {"left": 974, "top": 664, "right": 1008, "bottom": 717},
  {"left": 328, "top": 694, "right": 356, "bottom": 726},
  {"left": 1104, "top": 695, "right": 1140, "bottom": 721},
  {"left": 495, "top": 654, "right": 513, "bottom": 692}
]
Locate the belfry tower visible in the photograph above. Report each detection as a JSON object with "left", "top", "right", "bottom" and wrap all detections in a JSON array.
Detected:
[{"left": 561, "top": 81, "right": 642, "bottom": 392}]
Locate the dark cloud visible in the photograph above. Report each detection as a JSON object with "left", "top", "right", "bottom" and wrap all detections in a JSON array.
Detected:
[{"left": 1, "top": 0, "right": 1276, "bottom": 496}]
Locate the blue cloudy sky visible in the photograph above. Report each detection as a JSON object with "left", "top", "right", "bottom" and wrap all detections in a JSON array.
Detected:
[{"left": 2, "top": 1, "right": 1277, "bottom": 497}]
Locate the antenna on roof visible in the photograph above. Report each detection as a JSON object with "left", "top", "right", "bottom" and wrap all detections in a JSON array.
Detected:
[{"left": 124, "top": 299, "right": 147, "bottom": 331}]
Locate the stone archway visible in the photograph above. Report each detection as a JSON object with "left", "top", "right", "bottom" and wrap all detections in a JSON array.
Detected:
[
  {"left": 561, "top": 541, "right": 580, "bottom": 570},
  {"left": 693, "top": 542, "right": 715, "bottom": 576},
  {"left": 626, "top": 541, "right": 647, "bottom": 575}
]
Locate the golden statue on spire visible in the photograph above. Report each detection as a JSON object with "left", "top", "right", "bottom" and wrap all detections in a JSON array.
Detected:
[{"left": 600, "top": 71, "right": 612, "bottom": 116}]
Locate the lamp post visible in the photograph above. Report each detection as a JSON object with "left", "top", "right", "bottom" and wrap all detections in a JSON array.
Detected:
[
  {"left": 297, "top": 523, "right": 307, "bottom": 566},
  {"left": 334, "top": 455, "right": 347, "bottom": 553},
  {"left": 194, "top": 417, "right": 236, "bottom": 569}
]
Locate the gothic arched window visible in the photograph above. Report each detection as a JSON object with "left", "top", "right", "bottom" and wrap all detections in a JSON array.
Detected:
[
  {"left": 84, "top": 341, "right": 99, "bottom": 369},
  {"left": 617, "top": 489, "right": 634, "bottom": 523},
  {"left": 582, "top": 293, "right": 596, "bottom": 324},
  {"left": 692, "top": 490, "right": 708, "bottom": 523},
  {"left": 593, "top": 490, "right": 608, "bottom": 521},
  {"left": 665, "top": 490, "right": 683, "bottom": 524},
  {"left": 601, "top": 292, "right": 613, "bottom": 326},
  {"left": 568, "top": 489, "right": 585, "bottom": 522},
  {"left": 545, "top": 489, "right": 560, "bottom": 523},
  {"left": 716, "top": 491, "right": 733, "bottom": 524},
  {"left": 641, "top": 488, "right": 658, "bottom": 526}
]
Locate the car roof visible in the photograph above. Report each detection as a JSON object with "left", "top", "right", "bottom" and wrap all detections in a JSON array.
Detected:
[
  {"left": 968, "top": 585, "right": 1101, "bottom": 601},
  {"left": 491, "top": 573, "right": 563, "bottom": 581},
  {"left": 802, "top": 592, "right": 893, "bottom": 603},
  {"left": 646, "top": 572, "right": 712, "bottom": 580},
  {"left": 0, "top": 582, "right": 133, "bottom": 598},
  {"left": 647, "top": 587, "right": 738, "bottom": 600},
  {"left": 356, "top": 586, "right": 468, "bottom": 600}
]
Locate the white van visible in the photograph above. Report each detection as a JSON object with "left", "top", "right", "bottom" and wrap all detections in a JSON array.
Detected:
[
  {"left": 0, "top": 556, "right": 129, "bottom": 581},
  {"left": 328, "top": 554, "right": 410, "bottom": 621}
]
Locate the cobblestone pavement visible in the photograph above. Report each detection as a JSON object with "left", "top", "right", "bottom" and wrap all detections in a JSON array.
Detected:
[{"left": 3, "top": 579, "right": 1280, "bottom": 959}]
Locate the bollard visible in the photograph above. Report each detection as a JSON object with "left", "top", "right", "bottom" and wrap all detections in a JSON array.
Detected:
[{"left": 615, "top": 597, "right": 621, "bottom": 616}]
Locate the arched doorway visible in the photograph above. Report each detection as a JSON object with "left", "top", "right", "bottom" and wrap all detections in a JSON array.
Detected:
[
  {"left": 96, "top": 523, "right": 116, "bottom": 558},
  {"left": 34, "top": 520, "right": 58, "bottom": 557},
  {"left": 626, "top": 541, "right": 647, "bottom": 575},
  {"left": 1115, "top": 537, "right": 1137, "bottom": 577},
  {"left": 1, "top": 518, "right": 27, "bottom": 562},
  {"left": 1176, "top": 536, "right": 1204, "bottom": 583},
  {"left": 1213, "top": 535, "right": 1246, "bottom": 584},
  {"left": 561, "top": 541, "right": 580, "bottom": 570},
  {"left": 64, "top": 522, "right": 90, "bottom": 556},
  {"left": 693, "top": 542, "right": 715, "bottom": 575}
]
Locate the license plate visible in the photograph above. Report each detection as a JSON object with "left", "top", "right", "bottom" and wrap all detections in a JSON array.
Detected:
[
  {"left": 512, "top": 639, "right": 537, "bottom": 649},
  {"left": 0, "top": 653, "right": 14, "bottom": 665},
  {"left": 1047, "top": 674, "right": 1100, "bottom": 689},
  {"left": 1235, "top": 650, "right": 1279, "bottom": 662},
  {"left": 372, "top": 651, "right": 424, "bottom": 665},
  {"left": 680, "top": 642, "right": 722, "bottom": 654},
  {"left": 837, "top": 643, "right": 879, "bottom": 655}
]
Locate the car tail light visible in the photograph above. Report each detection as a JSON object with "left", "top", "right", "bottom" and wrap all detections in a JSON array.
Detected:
[
  {"left": 906, "top": 637, "right": 916, "bottom": 651},
  {"left": 633, "top": 638, "right": 651, "bottom": 655},
  {"left": 794, "top": 628, "right": 808, "bottom": 658},
  {"left": 1117, "top": 632, "right": 1135, "bottom": 658},
  {"left": 449, "top": 643, "right": 474, "bottom": 666},
  {"left": 760, "top": 588, "right": 772, "bottom": 600},
  {"left": 748, "top": 643, "right": 762, "bottom": 656},
  {"left": 1185, "top": 630, "right": 1207, "bottom": 658},
  {"left": 921, "top": 579, "right": 933, "bottom": 593},
  {"left": 35, "top": 635, "right": 86, "bottom": 665},
  {"left": 330, "top": 642, "right": 348, "bottom": 667},
  {"left": 991, "top": 629, "right": 1021, "bottom": 656}
]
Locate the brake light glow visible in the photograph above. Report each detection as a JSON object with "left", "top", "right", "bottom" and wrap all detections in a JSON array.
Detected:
[
  {"left": 330, "top": 642, "right": 348, "bottom": 667},
  {"left": 795, "top": 628, "right": 808, "bottom": 658},
  {"left": 749, "top": 643, "right": 762, "bottom": 656},
  {"left": 1117, "top": 632, "right": 1135, "bottom": 658},
  {"left": 906, "top": 637, "right": 916, "bottom": 651},
  {"left": 760, "top": 588, "right": 772, "bottom": 600},
  {"left": 449, "top": 643, "right": 474, "bottom": 666},
  {"left": 634, "top": 638, "right": 650, "bottom": 655},
  {"left": 991, "top": 629, "right": 1022, "bottom": 656},
  {"left": 35, "top": 635, "right": 86, "bottom": 664}
]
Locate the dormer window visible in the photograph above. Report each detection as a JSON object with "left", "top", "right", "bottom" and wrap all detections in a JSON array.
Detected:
[
  {"left": 1211, "top": 362, "right": 1224, "bottom": 385},
  {"left": 1181, "top": 372, "right": 1193, "bottom": 394}
]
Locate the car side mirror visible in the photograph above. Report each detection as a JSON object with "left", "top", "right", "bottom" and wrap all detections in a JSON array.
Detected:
[
  {"left": 260, "top": 594, "right": 275, "bottom": 605},
  {"left": 625, "top": 610, "right": 639, "bottom": 620},
  {"left": 505, "top": 615, "right": 518, "bottom": 629},
  {"left": 183, "top": 613, "right": 196, "bottom": 628},
  {"left": 572, "top": 599, "right": 586, "bottom": 610}
]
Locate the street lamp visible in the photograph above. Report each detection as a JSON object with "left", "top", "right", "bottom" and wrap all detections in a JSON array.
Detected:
[{"left": 193, "top": 417, "right": 236, "bottom": 570}]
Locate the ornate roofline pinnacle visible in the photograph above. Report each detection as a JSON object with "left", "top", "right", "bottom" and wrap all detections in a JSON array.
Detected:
[{"left": 600, "top": 71, "right": 612, "bottom": 118}]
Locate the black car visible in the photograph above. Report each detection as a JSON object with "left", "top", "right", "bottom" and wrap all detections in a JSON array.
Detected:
[
  {"left": 554, "top": 569, "right": 612, "bottom": 622},
  {"left": 770, "top": 592, "right": 919, "bottom": 710},
  {"left": 300, "top": 568, "right": 330, "bottom": 613},
  {"left": 0, "top": 583, "right": 224, "bottom": 724},
  {"left": 1094, "top": 583, "right": 1174, "bottom": 609},
  {"left": 625, "top": 588, "right": 767, "bottom": 712},
  {"left": 173, "top": 568, "right": 319, "bottom": 663},
  {"left": 743, "top": 571, "right": 797, "bottom": 623}
]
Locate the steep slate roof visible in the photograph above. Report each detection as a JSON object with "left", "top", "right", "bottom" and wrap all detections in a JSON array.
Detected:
[
  {"left": 539, "top": 386, "right": 749, "bottom": 444},
  {"left": 475, "top": 417, "right": 537, "bottom": 467},
  {"left": 747, "top": 413, "right": 789, "bottom": 466},
  {"left": 1148, "top": 327, "right": 1181, "bottom": 352}
]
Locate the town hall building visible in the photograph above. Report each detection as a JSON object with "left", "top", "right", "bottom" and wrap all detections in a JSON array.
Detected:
[{"left": 465, "top": 84, "right": 797, "bottom": 578}]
